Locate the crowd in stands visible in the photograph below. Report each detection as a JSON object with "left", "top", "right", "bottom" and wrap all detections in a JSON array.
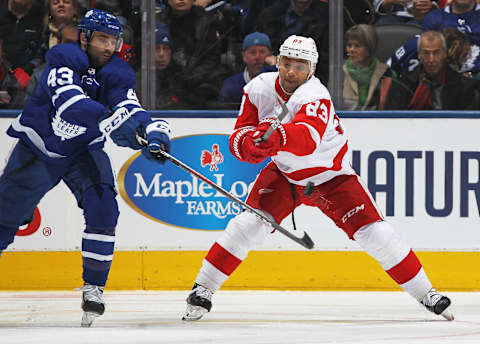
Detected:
[{"left": 0, "top": 0, "right": 479, "bottom": 110}]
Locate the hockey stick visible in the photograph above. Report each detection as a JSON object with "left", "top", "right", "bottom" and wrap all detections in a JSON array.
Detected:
[
  {"left": 254, "top": 76, "right": 290, "bottom": 143},
  {"left": 137, "top": 135, "right": 314, "bottom": 249}
]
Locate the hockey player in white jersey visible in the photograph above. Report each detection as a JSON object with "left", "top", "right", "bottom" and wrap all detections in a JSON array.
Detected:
[{"left": 182, "top": 35, "right": 453, "bottom": 322}]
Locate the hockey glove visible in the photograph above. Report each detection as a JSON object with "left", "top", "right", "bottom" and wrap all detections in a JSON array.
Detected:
[
  {"left": 240, "top": 131, "right": 274, "bottom": 164},
  {"left": 141, "top": 120, "right": 171, "bottom": 162},
  {"left": 99, "top": 107, "right": 143, "bottom": 149},
  {"left": 252, "top": 117, "right": 287, "bottom": 156}
]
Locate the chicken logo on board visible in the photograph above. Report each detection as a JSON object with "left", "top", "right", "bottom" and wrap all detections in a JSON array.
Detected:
[{"left": 201, "top": 144, "right": 224, "bottom": 171}]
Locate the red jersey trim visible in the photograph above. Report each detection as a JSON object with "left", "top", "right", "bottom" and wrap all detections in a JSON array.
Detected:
[
  {"left": 275, "top": 77, "right": 291, "bottom": 102},
  {"left": 205, "top": 242, "right": 242, "bottom": 276},
  {"left": 386, "top": 250, "right": 422, "bottom": 285}
]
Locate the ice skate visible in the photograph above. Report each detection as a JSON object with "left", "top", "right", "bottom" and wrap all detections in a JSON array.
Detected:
[
  {"left": 420, "top": 288, "right": 454, "bottom": 321},
  {"left": 182, "top": 283, "right": 213, "bottom": 321},
  {"left": 77, "top": 284, "right": 105, "bottom": 327}
]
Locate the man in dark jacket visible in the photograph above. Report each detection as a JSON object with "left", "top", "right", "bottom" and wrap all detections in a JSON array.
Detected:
[
  {"left": 0, "top": 39, "right": 25, "bottom": 109},
  {"left": 218, "top": 32, "right": 275, "bottom": 105},
  {"left": 385, "top": 30, "right": 478, "bottom": 110},
  {"left": 0, "top": 0, "right": 44, "bottom": 78},
  {"left": 157, "top": 0, "right": 224, "bottom": 107},
  {"left": 254, "top": 0, "right": 329, "bottom": 83}
]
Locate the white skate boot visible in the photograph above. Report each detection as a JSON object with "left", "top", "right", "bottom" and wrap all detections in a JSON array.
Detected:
[
  {"left": 420, "top": 288, "right": 454, "bottom": 321},
  {"left": 77, "top": 284, "right": 105, "bottom": 327},
  {"left": 182, "top": 283, "right": 213, "bottom": 321}
]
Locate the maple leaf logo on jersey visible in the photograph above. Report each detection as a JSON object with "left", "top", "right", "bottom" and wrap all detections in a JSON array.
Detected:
[
  {"left": 52, "top": 113, "right": 87, "bottom": 141},
  {"left": 201, "top": 144, "right": 224, "bottom": 171}
]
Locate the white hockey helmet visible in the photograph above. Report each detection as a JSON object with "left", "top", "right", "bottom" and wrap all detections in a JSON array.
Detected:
[{"left": 277, "top": 35, "right": 318, "bottom": 76}]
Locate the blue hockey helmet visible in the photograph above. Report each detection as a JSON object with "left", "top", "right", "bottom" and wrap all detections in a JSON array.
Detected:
[{"left": 78, "top": 9, "right": 123, "bottom": 51}]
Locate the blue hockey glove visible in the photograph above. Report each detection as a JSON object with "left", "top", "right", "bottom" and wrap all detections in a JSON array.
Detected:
[
  {"left": 141, "top": 120, "right": 171, "bottom": 162},
  {"left": 99, "top": 107, "right": 143, "bottom": 149}
]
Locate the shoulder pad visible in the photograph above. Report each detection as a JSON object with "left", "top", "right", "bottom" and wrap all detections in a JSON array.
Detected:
[
  {"left": 46, "top": 43, "right": 89, "bottom": 74},
  {"left": 100, "top": 55, "right": 136, "bottom": 85}
]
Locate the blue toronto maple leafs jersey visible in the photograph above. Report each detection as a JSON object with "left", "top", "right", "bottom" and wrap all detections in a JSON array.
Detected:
[
  {"left": 387, "top": 36, "right": 421, "bottom": 77},
  {"left": 7, "top": 43, "right": 150, "bottom": 164},
  {"left": 423, "top": 4, "right": 480, "bottom": 73}
]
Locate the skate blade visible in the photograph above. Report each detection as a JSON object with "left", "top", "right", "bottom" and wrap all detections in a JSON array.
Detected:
[
  {"left": 182, "top": 304, "right": 208, "bottom": 321},
  {"left": 441, "top": 308, "right": 454, "bottom": 321},
  {"left": 81, "top": 311, "right": 100, "bottom": 327}
]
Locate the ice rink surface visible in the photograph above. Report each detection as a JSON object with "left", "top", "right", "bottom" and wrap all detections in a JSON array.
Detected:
[{"left": 0, "top": 290, "right": 479, "bottom": 344}]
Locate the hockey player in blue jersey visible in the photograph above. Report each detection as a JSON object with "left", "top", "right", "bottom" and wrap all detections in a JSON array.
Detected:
[{"left": 0, "top": 9, "right": 171, "bottom": 327}]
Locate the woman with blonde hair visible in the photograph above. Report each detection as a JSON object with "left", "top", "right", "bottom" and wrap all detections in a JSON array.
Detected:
[
  {"left": 343, "top": 24, "right": 396, "bottom": 110},
  {"left": 43, "top": 0, "right": 82, "bottom": 50}
]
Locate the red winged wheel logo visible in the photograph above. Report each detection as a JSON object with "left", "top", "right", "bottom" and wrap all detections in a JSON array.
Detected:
[{"left": 201, "top": 144, "right": 224, "bottom": 171}]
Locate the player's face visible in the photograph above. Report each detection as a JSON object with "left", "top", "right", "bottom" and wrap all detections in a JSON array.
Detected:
[
  {"left": 242, "top": 45, "right": 272, "bottom": 78},
  {"left": 346, "top": 38, "right": 370, "bottom": 67},
  {"left": 418, "top": 37, "right": 447, "bottom": 76},
  {"left": 85, "top": 31, "right": 118, "bottom": 68},
  {"left": 278, "top": 56, "right": 311, "bottom": 93},
  {"left": 50, "top": 0, "right": 76, "bottom": 24},
  {"left": 155, "top": 43, "right": 172, "bottom": 71}
]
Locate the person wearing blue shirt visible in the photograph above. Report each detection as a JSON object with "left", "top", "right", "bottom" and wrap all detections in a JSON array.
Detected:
[
  {"left": 388, "top": 27, "right": 471, "bottom": 77},
  {"left": 0, "top": 9, "right": 171, "bottom": 327},
  {"left": 218, "top": 32, "right": 275, "bottom": 105},
  {"left": 423, "top": 0, "right": 480, "bottom": 76}
]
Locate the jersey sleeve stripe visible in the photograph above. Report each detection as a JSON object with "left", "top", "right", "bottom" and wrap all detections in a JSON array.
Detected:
[
  {"left": 52, "top": 85, "right": 86, "bottom": 104},
  {"left": 56, "top": 94, "right": 89, "bottom": 116},
  {"left": 11, "top": 114, "right": 66, "bottom": 158},
  {"left": 115, "top": 99, "right": 141, "bottom": 108}
]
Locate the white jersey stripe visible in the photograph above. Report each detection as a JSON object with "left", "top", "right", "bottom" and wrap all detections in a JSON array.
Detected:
[{"left": 82, "top": 233, "right": 116, "bottom": 242}]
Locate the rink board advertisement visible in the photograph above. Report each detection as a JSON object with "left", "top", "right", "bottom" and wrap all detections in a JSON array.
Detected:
[{"left": 0, "top": 116, "right": 479, "bottom": 290}]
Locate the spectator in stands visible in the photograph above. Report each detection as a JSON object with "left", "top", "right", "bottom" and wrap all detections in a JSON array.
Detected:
[
  {"left": 43, "top": 0, "right": 81, "bottom": 49},
  {"left": 151, "top": 23, "right": 183, "bottom": 109},
  {"left": 343, "top": 24, "right": 397, "bottom": 110},
  {"left": 388, "top": 27, "right": 471, "bottom": 77},
  {"left": 374, "top": 0, "right": 439, "bottom": 25},
  {"left": 24, "top": 21, "right": 79, "bottom": 105},
  {"left": 156, "top": 0, "right": 224, "bottom": 108},
  {"left": 423, "top": 0, "right": 480, "bottom": 78},
  {"left": 87, "top": 0, "right": 126, "bottom": 16},
  {"left": 384, "top": 30, "right": 478, "bottom": 109},
  {"left": 0, "top": 0, "right": 44, "bottom": 84},
  {"left": 35, "top": 0, "right": 82, "bottom": 65},
  {"left": 254, "top": 0, "right": 330, "bottom": 84},
  {"left": 0, "top": 39, "right": 25, "bottom": 109},
  {"left": 218, "top": 32, "right": 275, "bottom": 104},
  {"left": 136, "top": 22, "right": 209, "bottom": 109}
]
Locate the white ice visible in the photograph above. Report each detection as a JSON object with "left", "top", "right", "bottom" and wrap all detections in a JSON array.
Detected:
[{"left": 1, "top": 291, "right": 479, "bottom": 344}]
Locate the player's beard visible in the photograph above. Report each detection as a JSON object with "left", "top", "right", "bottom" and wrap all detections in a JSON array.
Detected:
[{"left": 88, "top": 46, "right": 110, "bottom": 68}]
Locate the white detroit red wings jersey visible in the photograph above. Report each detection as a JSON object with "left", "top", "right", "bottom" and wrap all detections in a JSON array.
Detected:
[{"left": 236, "top": 72, "right": 355, "bottom": 186}]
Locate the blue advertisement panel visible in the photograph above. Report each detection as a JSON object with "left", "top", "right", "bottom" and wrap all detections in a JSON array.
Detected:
[{"left": 118, "top": 134, "right": 268, "bottom": 230}]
